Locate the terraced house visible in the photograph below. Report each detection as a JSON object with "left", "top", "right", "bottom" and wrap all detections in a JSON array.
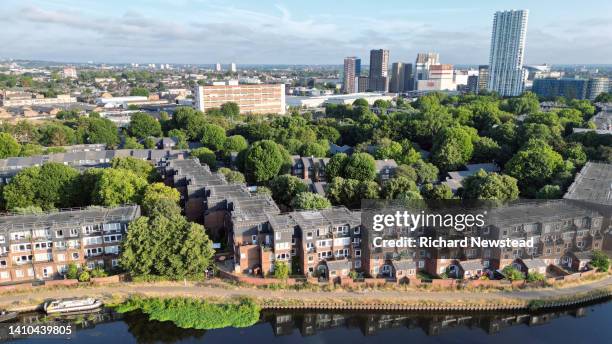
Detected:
[{"left": 0, "top": 205, "right": 140, "bottom": 284}]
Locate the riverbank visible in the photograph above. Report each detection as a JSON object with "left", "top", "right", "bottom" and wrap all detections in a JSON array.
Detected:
[{"left": 1, "top": 274, "right": 611, "bottom": 313}]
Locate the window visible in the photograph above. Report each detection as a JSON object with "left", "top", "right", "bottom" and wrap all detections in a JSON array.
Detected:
[
  {"left": 354, "top": 260, "right": 361, "bottom": 269},
  {"left": 355, "top": 249, "right": 361, "bottom": 257},
  {"left": 354, "top": 227, "right": 360, "bottom": 235},
  {"left": 306, "top": 242, "right": 314, "bottom": 250},
  {"left": 308, "top": 256, "right": 314, "bottom": 262},
  {"left": 275, "top": 232, "right": 281, "bottom": 240},
  {"left": 57, "top": 254, "right": 65, "bottom": 262},
  {"left": 0, "top": 235, "right": 4, "bottom": 244},
  {"left": 55, "top": 230, "right": 64, "bottom": 238},
  {"left": 306, "top": 232, "right": 313, "bottom": 240},
  {"left": 69, "top": 228, "right": 79, "bottom": 237},
  {"left": 418, "top": 260, "right": 425, "bottom": 268},
  {"left": 15, "top": 270, "right": 23, "bottom": 278},
  {"left": 72, "top": 252, "right": 79, "bottom": 260},
  {"left": 251, "top": 235, "right": 257, "bottom": 243},
  {"left": 0, "top": 271, "right": 8, "bottom": 279}
]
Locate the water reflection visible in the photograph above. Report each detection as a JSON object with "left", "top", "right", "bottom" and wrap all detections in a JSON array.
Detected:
[{"left": 2, "top": 299, "right": 610, "bottom": 343}]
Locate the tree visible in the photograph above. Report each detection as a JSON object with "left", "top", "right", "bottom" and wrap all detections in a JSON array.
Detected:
[
  {"left": 421, "top": 183, "right": 453, "bottom": 200},
  {"left": 38, "top": 124, "right": 76, "bottom": 146},
  {"left": 74, "top": 117, "right": 120, "bottom": 147},
  {"left": 431, "top": 126, "right": 474, "bottom": 171},
  {"left": 91, "top": 168, "right": 148, "bottom": 206},
  {"left": 395, "top": 164, "right": 418, "bottom": 182},
  {"left": 291, "top": 192, "right": 332, "bottom": 210},
  {"left": 535, "top": 185, "right": 562, "bottom": 199},
  {"left": 222, "top": 135, "right": 248, "bottom": 157},
  {"left": 382, "top": 176, "right": 418, "bottom": 199},
  {"left": 412, "top": 160, "right": 439, "bottom": 184},
  {"left": 299, "top": 142, "right": 328, "bottom": 157},
  {"left": 594, "top": 92, "right": 612, "bottom": 103},
  {"left": 18, "top": 143, "right": 44, "bottom": 157},
  {"left": 244, "top": 140, "right": 289, "bottom": 183},
  {"left": 191, "top": 147, "right": 217, "bottom": 169},
  {"left": 326, "top": 177, "right": 377, "bottom": 208},
  {"left": 472, "top": 137, "right": 501, "bottom": 163},
  {"left": 199, "top": 123, "right": 226, "bottom": 150},
  {"left": 591, "top": 251, "right": 610, "bottom": 272},
  {"left": 141, "top": 183, "right": 180, "bottom": 215},
  {"left": 353, "top": 98, "right": 369, "bottom": 107},
  {"left": 111, "top": 157, "right": 159, "bottom": 182},
  {"left": 167, "top": 129, "right": 189, "bottom": 149},
  {"left": 506, "top": 92, "right": 540, "bottom": 115},
  {"left": 460, "top": 170, "right": 519, "bottom": 201},
  {"left": 220, "top": 102, "right": 240, "bottom": 117},
  {"left": 502, "top": 266, "right": 524, "bottom": 281},
  {"left": 78, "top": 270, "right": 91, "bottom": 282},
  {"left": 218, "top": 167, "right": 245, "bottom": 184},
  {"left": 0, "top": 133, "right": 20, "bottom": 158},
  {"left": 273, "top": 261, "right": 290, "bottom": 279},
  {"left": 344, "top": 153, "right": 376, "bottom": 181},
  {"left": 563, "top": 143, "right": 587, "bottom": 167},
  {"left": 374, "top": 138, "right": 403, "bottom": 160},
  {"left": 123, "top": 136, "right": 144, "bottom": 149},
  {"left": 269, "top": 174, "right": 308, "bottom": 206},
  {"left": 120, "top": 211, "right": 214, "bottom": 278},
  {"left": 505, "top": 140, "right": 564, "bottom": 195},
  {"left": 173, "top": 107, "right": 207, "bottom": 140},
  {"left": 130, "top": 87, "right": 150, "bottom": 97},
  {"left": 2, "top": 163, "right": 80, "bottom": 210},
  {"left": 129, "top": 113, "right": 162, "bottom": 139},
  {"left": 325, "top": 153, "right": 348, "bottom": 180}
]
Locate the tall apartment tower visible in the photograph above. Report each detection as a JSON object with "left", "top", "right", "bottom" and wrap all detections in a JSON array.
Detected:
[
  {"left": 413, "top": 52, "right": 439, "bottom": 90},
  {"left": 369, "top": 49, "right": 389, "bottom": 92},
  {"left": 488, "top": 10, "right": 529, "bottom": 97},
  {"left": 389, "top": 62, "right": 414, "bottom": 93},
  {"left": 477, "top": 65, "right": 490, "bottom": 93},
  {"left": 343, "top": 57, "right": 360, "bottom": 94},
  {"left": 230, "top": 63, "right": 237, "bottom": 73},
  {"left": 215, "top": 63, "right": 222, "bottom": 72}
]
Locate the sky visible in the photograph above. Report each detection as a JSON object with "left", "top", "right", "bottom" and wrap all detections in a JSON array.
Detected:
[{"left": 2, "top": 0, "right": 612, "bottom": 65}]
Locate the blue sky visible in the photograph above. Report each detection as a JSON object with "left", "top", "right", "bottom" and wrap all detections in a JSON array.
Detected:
[{"left": 1, "top": 0, "right": 611, "bottom": 65}]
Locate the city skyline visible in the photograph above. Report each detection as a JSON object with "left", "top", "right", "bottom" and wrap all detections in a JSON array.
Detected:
[{"left": 2, "top": 0, "right": 612, "bottom": 65}]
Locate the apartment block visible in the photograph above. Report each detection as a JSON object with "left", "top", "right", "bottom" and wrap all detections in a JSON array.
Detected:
[
  {"left": 193, "top": 82, "right": 286, "bottom": 114},
  {"left": 0, "top": 205, "right": 140, "bottom": 284},
  {"left": 0, "top": 149, "right": 188, "bottom": 184},
  {"left": 290, "top": 155, "right": 397, "bottom": 183}
]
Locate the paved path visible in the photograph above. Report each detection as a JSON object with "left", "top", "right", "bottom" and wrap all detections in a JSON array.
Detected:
[{"left": 1, "top": 276, "right": 610, "bottom": 311}]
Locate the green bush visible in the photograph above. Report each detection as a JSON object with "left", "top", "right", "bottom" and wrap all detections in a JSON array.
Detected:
[
  {"left": 273, "top": 261, "right": 290, "bottom": 280},
  {"left": 527, "top": 272, "right": 545, "bottom": 282},
  {"left": 115, "top": 297, "right": 260, "bottom": 329},
  {"left": 502, "top": 266, "right": 524, "bottom": 281},
  {"left": 66, "top": 263, "right": 79, "bottom": 279},
  {"left": 78, "top": 270, "right": 91, "bottom": 282},
  {"left": 90, "top": 267, "right": 108, "bottom": 278},
  {"left": 591, "top": 250, "right": 610, "bottom": 272}
]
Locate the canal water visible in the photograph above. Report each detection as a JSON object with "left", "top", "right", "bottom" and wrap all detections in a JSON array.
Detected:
[{"left": 3, "top": 299, "right": 611, "bottom": 343}]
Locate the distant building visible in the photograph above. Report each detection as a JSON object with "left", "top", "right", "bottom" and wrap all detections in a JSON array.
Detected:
[
  {"left": 477, "top": 65, "right": 489, "bottom": 93},
  {"left": 215, "top": 63, "right": 222, "bottom": 72},
  {"left": 414, "top": 52, "right": 439, "bottom": 90},
  {"left": 0, "top": 93, "right": 76, "bottom": 107},
  {"left": 488, "top": 10, "right": 529, "bottom": 96},
  {"left": 230, "top": 63, "right": 237, "bottom": 73},
  {"left": 357, "top": 76, "right": 370, "bottom": 93},
  {"left": 194, "top": 82, "right": 286, "bottom": 114},
  {"left": 467, "top": 75, "right": 479, "bottom": 93},
  {"left": 369, "top": 49, "right": 389, "bottom": 92},
  {"left": 62, "top": 67, "right": 77, "bottom": 79},
  {"left": 532, "top": 78, "right": 590, "bottom": 100},
  {"left": 416, "top": 64, "right": 455, "bottom": 91},
  {"left": 342, "top": 57, "right": 360, "bottom": 94},
  {"left": 587, "top": 77, "right": 609, "bottom": 100},
  {"left": 389, "top": 62, "right": 413, "bottom": 93}
]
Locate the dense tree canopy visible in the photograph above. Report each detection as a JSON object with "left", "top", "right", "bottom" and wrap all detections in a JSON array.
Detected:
[
  {"left": 459, "top": 170, "right": 519, "bottom": 201},
  {"left": 244, "top": 140, "right": 290, "bottom": 183},
  {"left": 91, "top": 168, "right": 148, "bottom": 206},
  {"left": 291, "top": 192, "right": 332, "bottom": 210},
  {"left": 129, "top": 112, "right": 162, "bottom": 139}
]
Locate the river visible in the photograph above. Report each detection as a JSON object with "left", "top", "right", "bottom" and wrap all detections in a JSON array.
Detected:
[{"left": 3, "top": 299, "right": 611, "bottom": 343}]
